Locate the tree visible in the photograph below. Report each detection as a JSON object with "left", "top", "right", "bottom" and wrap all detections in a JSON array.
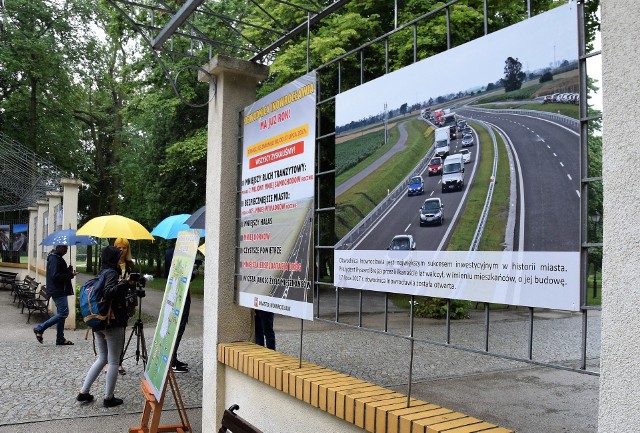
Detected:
[
  {"left": 503, "top": 56, "right": 526, "bottom": 92},
  {"left": 0, "top": 0, "right": 94, "bottom": 171},
  {"left": 539, "top": 71, "right": 554, "bottom": 83}
]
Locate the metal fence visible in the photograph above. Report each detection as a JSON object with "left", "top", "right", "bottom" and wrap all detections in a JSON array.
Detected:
[{"left": 307, "top": 0, "right": 602, "bottom": 395}]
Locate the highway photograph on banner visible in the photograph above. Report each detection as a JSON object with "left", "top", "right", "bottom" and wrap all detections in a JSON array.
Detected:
[
  {"left": 333, "top": 4, "right": 580, "bottom": 311},
  {"left": 238, "top": 72, "right": 316, "bottom": 320}
]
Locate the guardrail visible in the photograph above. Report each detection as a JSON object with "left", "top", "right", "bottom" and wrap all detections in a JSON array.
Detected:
[
  {"left": 466, "top": 119, "right": 498, "bottom": 252},
  {"left": 335, "top": 144, "right": 435, "bottom": 251},
  {"left": 462, "top": 107, "right": 579, "bottom": 130}
]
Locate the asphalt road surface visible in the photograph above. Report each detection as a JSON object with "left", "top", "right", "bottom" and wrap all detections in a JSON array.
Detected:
[{"left": 458, "top": 108, "right": 580, "bottom": 252}]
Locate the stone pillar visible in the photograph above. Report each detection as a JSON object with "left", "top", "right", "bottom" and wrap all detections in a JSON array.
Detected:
[
  {"left": 61, "top": 178, "right": 82, "bottom": 265},
  {"left": 35, "top": 200, "right": 49, "bottom": 281},
  {"left": 27, "top": 207, "right": 38, "bottom": 278},
  {"left": 198, "top": 55, "right": 269, "bottom": 430},
  {"left": 599, "top": 1, "right": 640, "bottom": 431},
  {"left": 62, "top": 178, "right": 81, "bottom": 329},
  {"left": 46, "top": 191, "right": 63, "bottom": 235}
]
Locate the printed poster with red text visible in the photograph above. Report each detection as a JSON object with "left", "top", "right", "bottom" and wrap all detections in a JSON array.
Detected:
[{"left": 238, "top": 72, "right": 316, "bottom": 320}]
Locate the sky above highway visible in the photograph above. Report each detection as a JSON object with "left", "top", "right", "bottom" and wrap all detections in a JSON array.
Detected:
[{"left": 335, "top": 3, "right": 581, "bottom": 127}]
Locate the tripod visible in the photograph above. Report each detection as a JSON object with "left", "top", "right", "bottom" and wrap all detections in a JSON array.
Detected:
[{"left": 122, "top": 290, "right": 148, "bottom": 368}]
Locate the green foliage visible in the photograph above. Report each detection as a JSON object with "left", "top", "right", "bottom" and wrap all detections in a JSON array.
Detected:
[
  {"left": 475, "top": 83, "right": 544, "bottom": 104},
  {"left": 503, "top": 57, "right": 526, "bottom": 92},
  {"left": 335, "top": 119, "right": 429, "bottom": 238},
  {"left": 335, "top": 130, "right": 386, "bottom": 177},
  {"left": 413, "top": 297, "right": 470, "bottom": 320},
  {"left": 445, "top": 122, "right": 509, "bottom": 251},
  {"left": 539, "top": 71, "right": 554, "bottom": 83},
  {"left": 0, "top": 0, "right": 94, "bottom": 171}
]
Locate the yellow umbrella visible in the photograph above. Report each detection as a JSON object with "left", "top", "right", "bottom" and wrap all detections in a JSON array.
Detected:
[
  {"left": 77, "top": 215, "right": 155, "bottom": 240},
  {"left": 198, "top": 242, "right": 205, "bottom": 255}
]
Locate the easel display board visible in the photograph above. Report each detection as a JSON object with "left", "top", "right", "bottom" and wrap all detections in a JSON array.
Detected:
[{"left": 144, "top": 229, "right": 200, "bottom": 400}]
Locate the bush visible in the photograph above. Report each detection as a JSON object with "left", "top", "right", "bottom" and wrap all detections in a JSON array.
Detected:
[
  {"left": 413, "top": 297, "right": 469, "bottom": 319},
  {"left": 539, "top": 72, "right": 553, "bottom": 83},
  {"left": 74, "top": 285, "right": 86, "bottom": 328}
]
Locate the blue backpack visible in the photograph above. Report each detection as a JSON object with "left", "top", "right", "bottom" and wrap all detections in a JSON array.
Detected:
[{"left": 79, "top": 269, "right": 115, "bottom": 328}]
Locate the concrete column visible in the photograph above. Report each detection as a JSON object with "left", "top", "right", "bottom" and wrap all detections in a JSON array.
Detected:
[
  {"left": 27, "top": 207, "right": 37, "bottom": 278},
  {"left": 46, "top": 192, "right": 63, "bottom": 235},
  {"left": 35, "top": 200, "right": 48, "bottom": 281},
  {"left": 599, "top": 1, "right": 640, "bottom": 431},
  {"left": 61, "top": 178, "right": 81, "bottom": 329},
  {"left": 198, "top": 55, "right": 269, "bottom": 431},
  {"left": 61, "top": 178, "right": 82, "bottom": 266}
]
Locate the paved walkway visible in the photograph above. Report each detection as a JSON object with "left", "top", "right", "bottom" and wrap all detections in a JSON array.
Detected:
[{"left": 0, "top": 278, "right": 600, "bottom": 433}]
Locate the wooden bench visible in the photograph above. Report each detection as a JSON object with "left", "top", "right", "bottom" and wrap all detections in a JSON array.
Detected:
[
  {"left": 0, "top": 270, "right": 18, "bottom": 291},
  {"left": 218, "top": 342, "right": 513, "bottom": 433},
  {"left": 14, "top": 276, "right": 40, "bottom": 309},
  {"left": 218, "top": 404, "right": 263, "bottom": 433},
  {"left": 24, "top": 285, "right": 50, "bottom": 323}
]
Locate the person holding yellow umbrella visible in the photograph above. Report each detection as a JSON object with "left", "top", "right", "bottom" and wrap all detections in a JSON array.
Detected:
[
  {"left": 76, "top": 215, "right": 154, "bottom": 378},
  {"left": 76, "top": 215, "right": 155, "bottom": 241}
]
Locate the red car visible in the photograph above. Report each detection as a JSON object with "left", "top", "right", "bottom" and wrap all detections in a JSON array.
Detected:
[{"left": 428, "top": 157, "right": 443, "bottom": 176}]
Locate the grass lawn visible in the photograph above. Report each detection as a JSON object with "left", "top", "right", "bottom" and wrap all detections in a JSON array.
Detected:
[{"left": 335, "top": 118, "right": 431, "bottom": 238}]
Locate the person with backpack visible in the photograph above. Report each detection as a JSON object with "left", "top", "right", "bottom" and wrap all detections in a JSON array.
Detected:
[
  {"left": 76, "top": 245, "right": 131, "bottom": 407},
  {"left": 33, "top": 244, "right": 77, "bottom": 345}
]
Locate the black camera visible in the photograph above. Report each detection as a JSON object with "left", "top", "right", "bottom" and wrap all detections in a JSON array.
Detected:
[{"left": 129, "top": 272, "right": 146, "bottom": 297}]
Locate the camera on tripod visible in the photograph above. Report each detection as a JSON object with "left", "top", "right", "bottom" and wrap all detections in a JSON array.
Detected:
[{"left": 128, "top": 272, "right": 146, "bottom": 298}]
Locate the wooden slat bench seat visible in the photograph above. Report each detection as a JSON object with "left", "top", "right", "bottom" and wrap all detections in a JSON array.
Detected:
[
  {"left": 24, "top": 285, "right": 50, "bottom": 323},
  {"left": 218, "top": 342, "right": 513, "bottom": 433}
]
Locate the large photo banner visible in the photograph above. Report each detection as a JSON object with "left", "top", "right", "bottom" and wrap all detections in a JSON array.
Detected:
[
  {"left": 144, "top": 229, "right": 200, "bottom": 400},
  {"left": 238, "top": 72, "right": 316, "bottom": 320},
  {"left": 333, "top": 4, "right": 581, "bottom": 311}
]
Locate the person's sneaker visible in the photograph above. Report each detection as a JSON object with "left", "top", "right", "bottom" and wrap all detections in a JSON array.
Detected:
[
  {"left": 103, "top": 396, "right": 124, "bottom": 408},
  {"left": 175, "top": 359, "right": 188, "bottom": 368},
  {"left": 172, "top": 364, "right": 189, "bottom": 373},
  {"left": 76, "top": 393, "right": 94, "bottom": 403}
]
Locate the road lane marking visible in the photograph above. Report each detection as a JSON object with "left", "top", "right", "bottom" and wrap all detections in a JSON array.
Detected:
[
  {"left": 560, "top": 162, "right": 564, "bottom": 167},
  {"left": 404, "top": 224, "right": 411, "bottom": 232},
  {"left": 576, "top": 190, "right": 580, "bottom": 197},
  {"left": 553, "top": 153, "right": 557, "bottom": 157},
  {"left": 567, "top": 174, "right": 572, "bottom": 181}
]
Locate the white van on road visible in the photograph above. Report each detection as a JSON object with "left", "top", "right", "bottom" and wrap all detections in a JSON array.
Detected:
[{"left": 441, "top": 153, "right": 465, "bottom": 192}]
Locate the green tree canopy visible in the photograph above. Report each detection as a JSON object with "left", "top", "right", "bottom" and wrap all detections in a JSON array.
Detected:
[{"left": 503, "top": 56, "right": 526, "bottom": 92}]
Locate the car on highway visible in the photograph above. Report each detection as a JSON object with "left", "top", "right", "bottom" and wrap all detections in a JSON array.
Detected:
[
  {"left": 428, "top": 157, "right": 443, "bottom": 176},
  {"left": 419, "top": 198, "right": 444, "bottom": 226},
  {"left": 461, "top": 133, "right": 474, "bottom": 147},
  {"left": 387, "top": 234, "right": 416, "bottom": 250},
  {"left": 459, "top": 148, "right": 471, "bottom": 164},
  {"left": 441, "top": 153, "right": 465, "bottom": 192},
  {"left": 407, "top": 175, "right": 424, "bottom": 196}
]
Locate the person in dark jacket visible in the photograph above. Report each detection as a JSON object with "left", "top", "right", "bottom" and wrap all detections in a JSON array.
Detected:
[
  {"left": 77, "top": 246, "right": 131, "bottom": 407},
  {"left": 33, "top": 245, "right": 77, "bottom": 345}
]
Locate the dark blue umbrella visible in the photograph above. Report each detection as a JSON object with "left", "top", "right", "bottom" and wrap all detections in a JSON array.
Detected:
[
  {"left": 150, "top": 214, "right": 204, "bottom": 239},
  {"left": 184, "top": 206, "right": 205, "bottom": 230},
  {"left": 40, "top": 229, "right": 97, "bottom": 246}
]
